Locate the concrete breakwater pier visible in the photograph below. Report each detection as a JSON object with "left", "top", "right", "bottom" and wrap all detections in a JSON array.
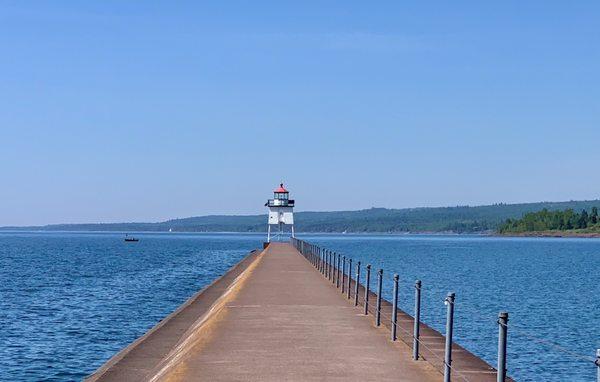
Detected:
[{"left": 87, "top": 241, "right": 511, "bottom": 381}]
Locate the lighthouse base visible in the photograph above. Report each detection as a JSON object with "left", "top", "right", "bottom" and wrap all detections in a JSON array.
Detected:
[{"left": 266, "top": 223, "right": 295, "bottom": 243}]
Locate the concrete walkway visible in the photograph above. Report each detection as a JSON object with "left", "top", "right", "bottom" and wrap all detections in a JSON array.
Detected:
[{"left": 146, "top": 243, "right": 441, "bottom": 382}]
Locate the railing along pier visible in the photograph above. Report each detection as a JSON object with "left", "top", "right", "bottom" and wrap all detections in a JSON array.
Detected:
[
  {"left": 292, "top": 238, "right": 600, "bottom": 382},
  {"left": 292, "top": 238, "right": 509, "bottom": 380}
]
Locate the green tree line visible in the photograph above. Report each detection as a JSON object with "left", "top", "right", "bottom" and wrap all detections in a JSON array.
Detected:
[{"left": 499, "top": 207, "right": 600, "bottom": 233}]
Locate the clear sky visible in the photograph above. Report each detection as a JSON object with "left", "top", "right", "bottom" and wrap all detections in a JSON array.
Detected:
[{"left": 1, "top": 1, "right": 599, "bottom": 226}]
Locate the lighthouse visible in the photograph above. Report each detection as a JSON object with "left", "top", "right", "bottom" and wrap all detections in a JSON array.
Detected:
[{"left": 265, "top": 183, "right": 295, "bottom": 242}]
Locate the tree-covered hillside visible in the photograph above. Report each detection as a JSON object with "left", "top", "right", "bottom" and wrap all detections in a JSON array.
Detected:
[
  {"left": 4, "top": 199, "right": 600, "bottom": 234},
  {"left": 499, "top": 207, "right": 600, "bottom": 234}
]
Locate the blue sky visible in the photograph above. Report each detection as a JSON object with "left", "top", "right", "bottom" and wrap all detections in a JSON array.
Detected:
[{"left": 1, "top": 1, "right": 599, "bottom": 225}]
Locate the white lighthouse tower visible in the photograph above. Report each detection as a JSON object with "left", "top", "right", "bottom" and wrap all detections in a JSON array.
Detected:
[{"left": 265, "top": 183, "right": 295, "bottom": 242}]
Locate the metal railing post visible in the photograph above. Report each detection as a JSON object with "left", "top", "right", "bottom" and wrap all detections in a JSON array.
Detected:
[
  {"left": 331, "top": 252, "right": 335, "bottom": 283},
  {"left": 330, "top": 252, "right": 334, "bottom": 283},
  {"left": 497, "top": 312, "right": 508, "bottom": 382},
  {"left": 341, "top": 256, "right": 346, "bottom": 293},
  {"left": 328, "top": 251, "right": 331, "bottom": 278},
  {"left": 354, "top": 262, "right": 361, "bottom": 306},
  {"left": 413, "top": 280, "right": 422, "bottom": 360},
  {"left": 330, "top": 252, "right": 336, "bottom": 284},
  {"left": 391, "top": 274, "right": 399, "bottom": 341},
  {"left": 347, "top": 259, "right": 352, "bottom": 299},
  {"left": 329, "top": 251, "right": 333, "bottom": 281},
  {"left": 364, "top": 265, "right": 371, "bottom": 315},
  {"left": 444, "top": 292, "right": 455, "bottom": 382},
  {"left": 316, "top": 247, "right": 320, "bottom": 271},
  {"left": 376, "top": 269, "right": 383, "bottom": 326},
  {"left": 332, "top": 253, "right": 336, "bottom": 284},
  {"left": 328, "top": 251, "right": 332, "bottom": 280},
  {"left": 336, "top": 254, "right": 341, "bottom": 288},
  {"left": 330, "top": 252, "right": 333, "bottom": 281},
  {"left": 318, "top": 247, "right": 321, "bottom": 272},
  {"left": 331, "top": 252, "right": 337, "bottom": 284},
  {"left": 315, "top": 248, "right": 321, "bottom": 272}
]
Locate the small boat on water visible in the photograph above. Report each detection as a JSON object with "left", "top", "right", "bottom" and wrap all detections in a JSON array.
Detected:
[{"left": 124, "top": 234, "right": 139, "bottom": 242}]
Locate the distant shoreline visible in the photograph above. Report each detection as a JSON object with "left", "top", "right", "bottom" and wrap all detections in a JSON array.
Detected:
[
  {"left": 0, "top": 229, "right": 480, "bottom": 235},
  {"left": 498, "top": 231, "right": 600, "bottom": 238},
  {"left": 3, "top": 199, "right": 600, "bottom": 236},
  {"left": 3, "top": 229, "right": 600, "bottom": 239}
]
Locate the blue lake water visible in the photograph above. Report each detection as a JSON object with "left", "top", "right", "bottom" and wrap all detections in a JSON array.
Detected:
[
  {"left": 0, "top": 232, "right": 262, "bottom": 381},
  {"left": 1, "top": 232, "right": 599, "bottom": 381}
]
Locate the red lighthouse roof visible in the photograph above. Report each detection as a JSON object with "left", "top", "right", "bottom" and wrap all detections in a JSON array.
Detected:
[{"left": 274, "top": 183, "right": 288, "bottom": 193}]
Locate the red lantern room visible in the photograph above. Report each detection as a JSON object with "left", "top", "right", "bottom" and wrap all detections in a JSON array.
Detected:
[{"left": 266, "top": 183, "right": 295, "bottom": 207}]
